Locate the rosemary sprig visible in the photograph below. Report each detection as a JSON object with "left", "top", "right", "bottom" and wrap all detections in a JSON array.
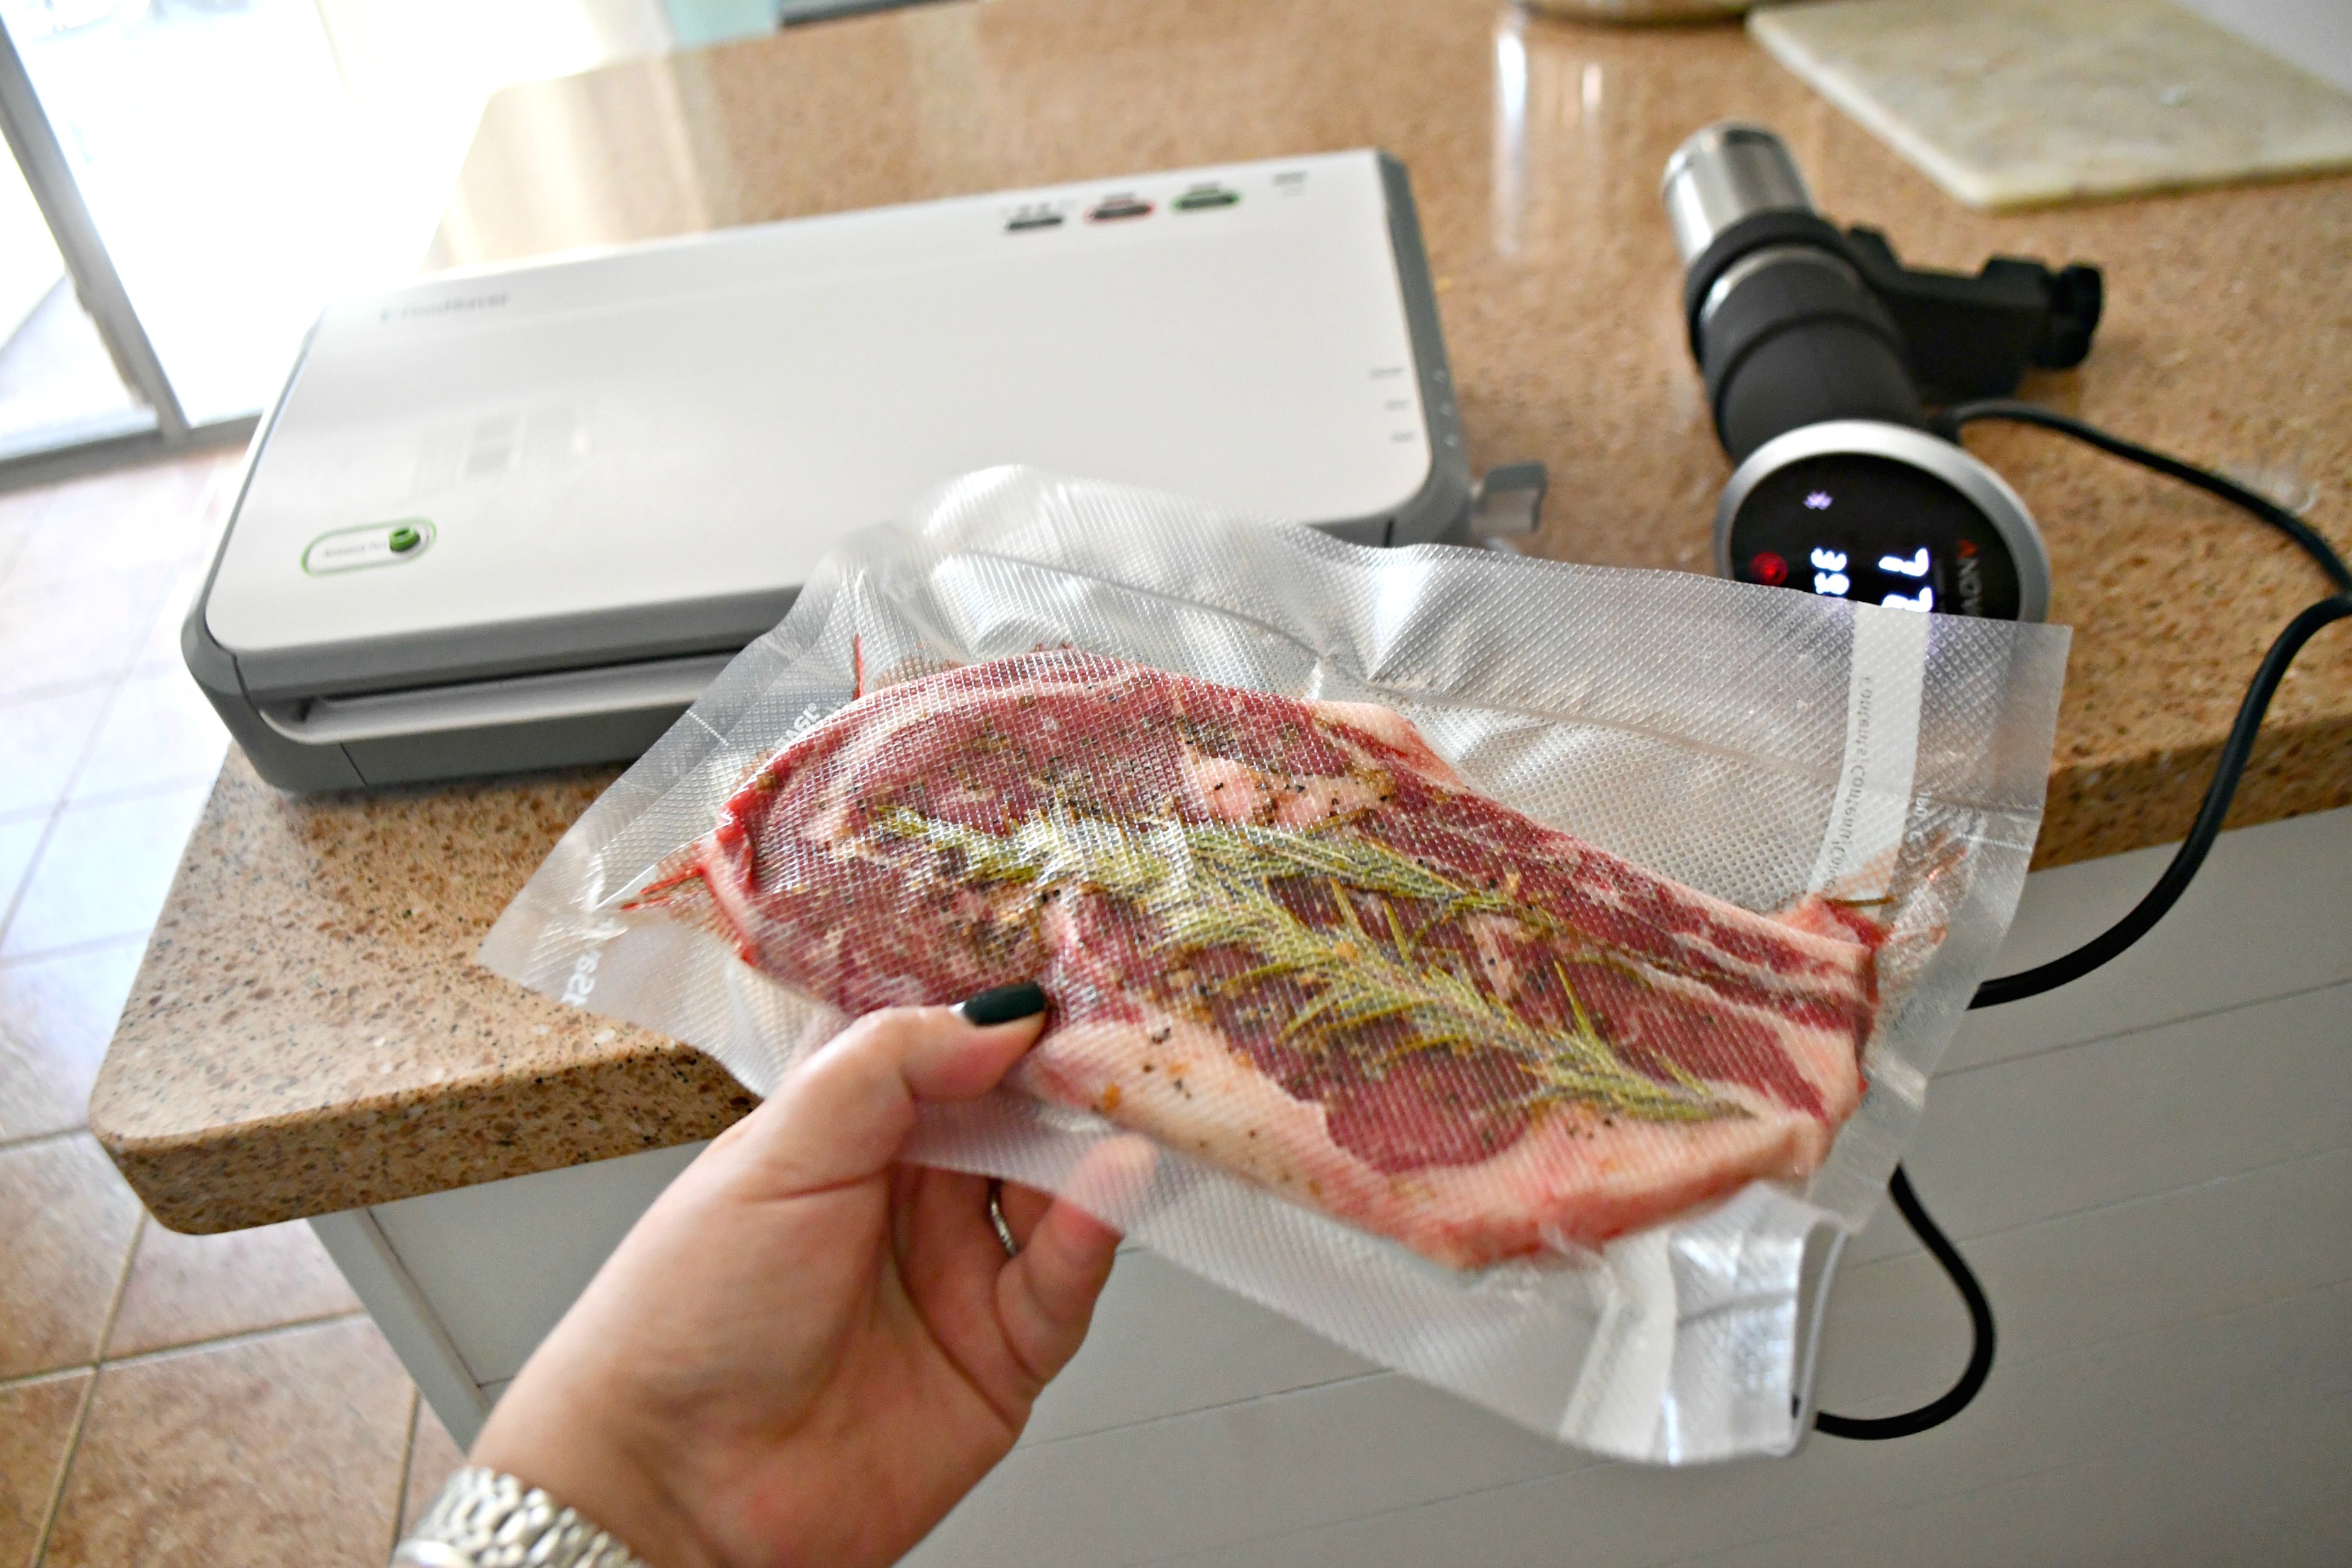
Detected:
[
  {"left": 1183, "top": 819, "right": 1671, "bottom": 986},
  {"left": 874, "top": 805, "right": 1734, "bottom": 1124},
  {"left": 1170, "top": 873, "right": 1725, "bottom": 1121}
]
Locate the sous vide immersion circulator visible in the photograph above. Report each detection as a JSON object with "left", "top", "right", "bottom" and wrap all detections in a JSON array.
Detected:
[{"left": 1663, "top": 123, "right": 2107, "bottom": 622}]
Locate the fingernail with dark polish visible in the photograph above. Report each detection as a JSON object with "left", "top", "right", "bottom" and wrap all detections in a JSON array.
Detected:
[{"left": 957, "top": 981, "right": 1048, "bottom": 1026}]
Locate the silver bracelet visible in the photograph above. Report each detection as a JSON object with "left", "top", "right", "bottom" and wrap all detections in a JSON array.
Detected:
[{"left": 392, "top": 1466, "right": 646, "bottom": 1568}]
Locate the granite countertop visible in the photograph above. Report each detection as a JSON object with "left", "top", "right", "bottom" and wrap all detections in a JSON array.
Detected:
[{"left": 93, "top": 0, "right": 2351, "bottom": 1233}]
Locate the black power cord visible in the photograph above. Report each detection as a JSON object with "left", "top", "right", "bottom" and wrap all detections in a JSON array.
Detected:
[
  {"left": 1949, "top": 404, "right": 2352, "bottom": 1011},
  {"left": 1814, "top": 1167, "right": 1997, "bottom": 1440},
  {"left": 1814, "top": 399, "right": 2352, "bottom": 1442},
  {"left": 1969, "top": 593, "right": 2351, "bottom": 1012}
]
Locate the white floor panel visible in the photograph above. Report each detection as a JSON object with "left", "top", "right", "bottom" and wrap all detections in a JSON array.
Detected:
[
  {"left": 911, "top": 1367, "right": 1604, "bottom": 1568},
  {"left": 1844, "top": 980, "right": 2352, "bottom": 1268},
  {"left": 1669, "top": 1389, "right": 2352, "bottom": 1568},
  {"left": 1143, "top": 1280, "right": 2352, "bottom": 1568},
  {"left": 1941, "top": 806, "right": 2352, "bottom": 1075},
  {"left": 1021, "top": 1248, "right": 1376, "bottom": 1447},
  {"left": 1815, "top": 1146, "right": 2352, "bottom": 1416},
  {"left": 369, "top": 1139, "right": 707, "bottom": 1384},
  {"left": 2148, "top": 1489, "right": 2352, "bottom": 1568}
]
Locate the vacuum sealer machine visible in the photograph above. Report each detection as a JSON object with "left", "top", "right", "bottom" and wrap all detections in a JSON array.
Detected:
[{"left": 186, "top": 149, "right": 1469, "bottom": 791}]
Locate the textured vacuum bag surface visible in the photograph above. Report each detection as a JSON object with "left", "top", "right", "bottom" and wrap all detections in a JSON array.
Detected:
[
  {"left": 673, "top": 649, "right": 1884, "bottom": 1272},
  {"left": 483, "top": 468, "right": 2069, "bottom": 1462}
]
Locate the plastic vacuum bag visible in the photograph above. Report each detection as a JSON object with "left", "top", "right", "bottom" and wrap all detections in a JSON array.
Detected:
[{"left": 481, "top": 467, "right": 2069, "bottom": 1463}]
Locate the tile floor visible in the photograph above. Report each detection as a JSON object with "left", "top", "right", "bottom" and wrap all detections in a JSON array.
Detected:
[{"left": 0, "top": 453, "right": 463, "bottom": 1567}]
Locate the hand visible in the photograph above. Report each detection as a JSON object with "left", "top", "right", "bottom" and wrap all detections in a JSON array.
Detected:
[{"left": 470, "top": 989, "right": 1124, "bottom": 1568}]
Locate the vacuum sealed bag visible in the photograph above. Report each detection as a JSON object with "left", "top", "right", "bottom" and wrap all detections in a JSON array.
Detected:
[{"left": 482, "top": 467, "right": 2070, "bottom": 1463}]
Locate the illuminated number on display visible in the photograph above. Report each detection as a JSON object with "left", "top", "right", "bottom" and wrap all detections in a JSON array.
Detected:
[
  {"left": 1881, "top": 586, "right": 1935, "bottom": 612},
  {"left": 1878, "top": 547, "right": 1931, "bottom": 578},
  {"left": 1808, "top": 547, "right": 1849, "bottom": 597}
]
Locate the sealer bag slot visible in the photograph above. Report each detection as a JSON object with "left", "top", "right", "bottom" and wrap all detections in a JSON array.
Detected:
[{"left": 482, "top": 466, "right": 2068, "bottom": 1462}]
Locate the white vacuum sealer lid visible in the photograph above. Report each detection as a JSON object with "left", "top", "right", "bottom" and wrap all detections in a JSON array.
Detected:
[{"left": 203, "top": 149, "right": 1461, "bottom": 703}]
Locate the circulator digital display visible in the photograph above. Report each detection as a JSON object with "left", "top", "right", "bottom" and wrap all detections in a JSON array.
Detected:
[{"left": 1727, "top": 452, "right": 2022, "bottom": 620}]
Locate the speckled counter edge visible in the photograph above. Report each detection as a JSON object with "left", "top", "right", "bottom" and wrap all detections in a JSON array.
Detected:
[
  {"left": 105, "top": 1045, "right": 755, "bottom": 1234},
  {"left": 2037, "top": 713, "right": 2352, "bottom": 870}
]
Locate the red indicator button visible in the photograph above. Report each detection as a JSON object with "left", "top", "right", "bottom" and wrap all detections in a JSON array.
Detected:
[{"left": 1750, "top": 551, "right": 1789, "bottom": 586}]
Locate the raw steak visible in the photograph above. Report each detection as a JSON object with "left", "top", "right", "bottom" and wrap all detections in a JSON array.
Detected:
[{"left": 658, "top": 649, "right": 1880, "bottom": 1268}]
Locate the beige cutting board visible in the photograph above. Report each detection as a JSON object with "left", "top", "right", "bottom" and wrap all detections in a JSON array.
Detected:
[{"left": 1749, "top": 0, "right": 2352, "bottom": 208}]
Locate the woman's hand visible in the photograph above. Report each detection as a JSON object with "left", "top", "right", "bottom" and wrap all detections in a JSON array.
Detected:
[{"left": 471, "top": 987, "right": 1123, "bottom": 1568}]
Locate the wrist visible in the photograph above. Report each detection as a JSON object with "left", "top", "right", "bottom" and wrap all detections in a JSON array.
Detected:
[
  {"left": 393, "top": 1465, "right": 649, "bottom": 1567},
  {"left": 469, "top": 1379, "right": 724, "bottom": 1568}
]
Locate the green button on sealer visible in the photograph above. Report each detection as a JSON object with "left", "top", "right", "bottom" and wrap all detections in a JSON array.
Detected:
[{"left": 301, "top": 517, "right": 435, "bottom": 576}]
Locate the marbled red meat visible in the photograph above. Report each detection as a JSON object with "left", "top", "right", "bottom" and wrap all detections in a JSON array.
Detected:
[{"left": 665, "top": 649, "right": 1880, "bottom": 1267}]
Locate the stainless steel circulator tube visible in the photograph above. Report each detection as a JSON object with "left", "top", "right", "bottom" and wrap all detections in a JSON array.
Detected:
[{"left": 1659, "top": 122, "right": 1817, "bottom": 266}]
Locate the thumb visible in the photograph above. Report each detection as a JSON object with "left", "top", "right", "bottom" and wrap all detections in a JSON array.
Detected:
[{"left": 732, "top": 985, "right": 1048, "bottom": 1196}]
